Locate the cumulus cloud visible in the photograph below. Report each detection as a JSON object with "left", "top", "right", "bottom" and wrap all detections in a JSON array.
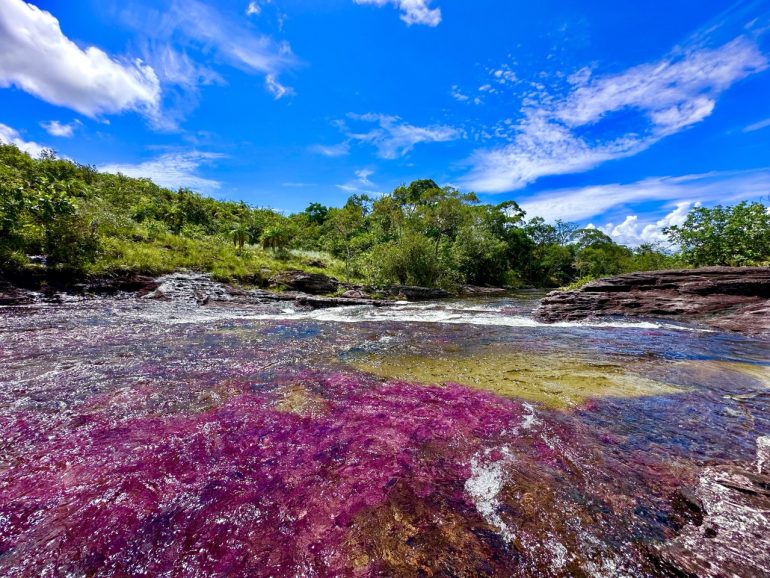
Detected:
[
  {"left": 354, "top": 0, "right": 441, "bottom": 27},
  {"left": 0, "top": 123, "right": 46, "bottom": 157},
  {"left": 464, "top": 36, "right": 768, "bottom": 193},
  {"left": 346, "top": 113, "right": 459, "bottom": 159},
  {"left": 40, "top": 120, "right": 81, "bottom": 138},
  {"left": 519, "top": 168, "right": 770, "bottom": 223},
  {"left": 594, "top": 201, "right": 700, "bottom": 246},
  {"left": 0, "top": 0, "right": 160, "bottom": 118},
  {"left": 100, "top": 151, "right": 223, "bottom": 194}
]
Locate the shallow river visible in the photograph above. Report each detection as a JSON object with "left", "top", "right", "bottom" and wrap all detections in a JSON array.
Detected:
[{"left": 0, "top": 291, "right": 768, "bottom": 577}]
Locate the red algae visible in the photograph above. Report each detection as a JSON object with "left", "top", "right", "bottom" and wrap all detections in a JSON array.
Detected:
[
  {"left": 1, "top": 295, "right": 769, "bottom": 576},
  {"left": 0, "top": 371, "right": 691, "bottom": 577}
]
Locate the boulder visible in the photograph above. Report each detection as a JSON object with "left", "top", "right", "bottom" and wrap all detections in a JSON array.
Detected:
[
  {"left": 0, "top": 281, "right": 37, "bottom": 305},
  {"left": 534, "top": 267, "right": 770, "bottom": 334},
  {"left": 269, "top": 270, "right": 339, "bottom": 295}
]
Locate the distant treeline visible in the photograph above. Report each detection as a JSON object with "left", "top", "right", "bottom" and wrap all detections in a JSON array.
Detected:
[{"left": 1, "top": 144, "right": 768, "bottom": 289}]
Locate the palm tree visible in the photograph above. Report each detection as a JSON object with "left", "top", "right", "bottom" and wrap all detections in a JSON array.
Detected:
[{"left": 230, "top": 221, "right": 250, "bottom": 253}]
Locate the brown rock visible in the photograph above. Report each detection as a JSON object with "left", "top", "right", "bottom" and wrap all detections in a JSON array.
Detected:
[
  {"left": 534, "top": 267, "right": 770, "bottom": 334},
  {"left": 269, "top": 270, "right": 339, "bottom": 295},
  {"left": 656, "top": 436, "right": 770, "bottom": 577}
]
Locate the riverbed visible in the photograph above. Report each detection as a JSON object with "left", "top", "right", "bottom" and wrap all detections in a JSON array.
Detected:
[{"left": 1, "top": 291, "right": 768, "bottom": 576}]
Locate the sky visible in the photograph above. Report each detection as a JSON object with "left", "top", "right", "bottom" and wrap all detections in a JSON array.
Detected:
[{"left": 1, "top": 0, "right": 770, "bottom": 245}]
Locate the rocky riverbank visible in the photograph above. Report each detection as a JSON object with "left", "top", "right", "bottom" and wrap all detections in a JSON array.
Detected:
[
  {"left": 535, "top": 267, "right": 770, "bottom": 334},
  {"left": 0, "top": 267, "right": 521, "bottom": 309}
]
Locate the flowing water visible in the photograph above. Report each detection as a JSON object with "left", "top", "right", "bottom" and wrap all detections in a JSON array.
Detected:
[{"left": 0, "top": 289, "right": 768, "bottom": 577}]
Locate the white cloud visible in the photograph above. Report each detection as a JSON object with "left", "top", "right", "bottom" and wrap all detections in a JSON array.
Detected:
[
  {"left": 265, "top": 73, "right": 292, "bottom": 99},
  {"left": 355, "top": 168, "right": 374, "bottom": 184},
  {"left": 354, "top": 0, "right": 441, "bottom": 27},
  {"left": 744, "top": 117, "right": 770, "bottom": 132},
  {"left": 40, "top": 120, "right": 81, "bottom": 138},
  {"left": 0, "top": 0, "right": 160, "bottom": 117},
  {"left": 126, "top": 0, "right": 296, "bottom": 109},
  {"left": 594, "top": 201, "right": 700, "bottom": 246},
  {"left": 450, "top": 85, "right": 469, "bottom": 102},
  {"left": 519, "top": 168, "right": 770, "bottom": 223},
  {"left": 0, "top": 123, "right": 46, "bottom": 157},
  {"left": 464, "top": 36, "right": 768, "bottom": 193},
  {"left": 347, "top": 113, "right": 459, "bottom": 159},
  {"left": 100, "top": 151, "right": 223, "bottom": 194},
  {"left": 309, "top": 142, "right": 350, "bottom": 157}
]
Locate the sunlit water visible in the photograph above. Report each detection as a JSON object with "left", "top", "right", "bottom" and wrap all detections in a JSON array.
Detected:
[{"left": 0, "top": 293, "right": 768, "bottom": 576}]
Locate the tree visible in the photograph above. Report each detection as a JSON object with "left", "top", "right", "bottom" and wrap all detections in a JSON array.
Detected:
[
  {"left": 230, "top": 221, "right": 250, "bottom": 253},
  {"left": 260, "top": 224, "right": 293, "bottom": 254},
  {"left": 664, "top": 202, "right": 770, "bottom": 266}
]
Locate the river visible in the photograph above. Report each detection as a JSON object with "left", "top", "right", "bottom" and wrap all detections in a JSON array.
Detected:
[{"left": 1, "top": 290, "right": 768, "bottom": 576}]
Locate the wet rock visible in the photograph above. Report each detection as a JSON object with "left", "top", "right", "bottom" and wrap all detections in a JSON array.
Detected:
[
  {"left": 85, "top": 274, "right": 159, "bottom": 296},
  {"left": 0, "top": 280, "right": 38, "bottom": 305},
  {"left": 459, "top": 285, "right": 510, "bottom": 297},
  {"left": 295, "top": 295, "right": 393, "bottom": 308},
  {"left": 342, "top": 289, "right": 370, "bottom": 299},
  {"left": 143, "top": 273, "right": 252, "bottom": 305},
  {"left": 656, "top": 436, "right": 770, "bottom": 577},
  {"left": 384, "top": 285, "right": 450, "bottom": 300},
  {"left": 269, "top": 270, "right": 340, "bottom": 294},
  {"left": 535, "top": 267, "right": 770, "bottom": 334}
]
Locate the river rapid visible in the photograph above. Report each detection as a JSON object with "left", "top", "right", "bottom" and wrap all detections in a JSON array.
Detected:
[{"left": 1, "top": 288, "right": 768, "bottom": 577}]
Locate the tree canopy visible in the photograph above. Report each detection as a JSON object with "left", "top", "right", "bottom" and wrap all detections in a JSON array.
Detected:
[{"left": 2, "top": 143, "right": 767, "bottom": 290}]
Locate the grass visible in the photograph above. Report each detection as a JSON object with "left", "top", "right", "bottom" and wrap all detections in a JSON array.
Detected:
[{"left": 87, "top": 234, "right": 353, "bottom": 285}]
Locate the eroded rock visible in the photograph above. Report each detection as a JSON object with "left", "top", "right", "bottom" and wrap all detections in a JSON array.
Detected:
[
  {"left": 535, "top": 267, "right": 770, "bottom": 334},
  {"left": 269, "top": 270, "right": 340, "bottom": 294},
  {"left": 656, "top": 436, "right": 770, "bottom": 577}
]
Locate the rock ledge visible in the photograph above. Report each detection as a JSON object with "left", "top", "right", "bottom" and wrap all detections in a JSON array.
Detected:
[{"left": 534, "top": 266, "right": 770, "bottom": 334}]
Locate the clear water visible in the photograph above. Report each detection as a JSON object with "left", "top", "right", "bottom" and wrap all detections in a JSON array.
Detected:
[{"left": 0, "top": 294, "right": 768, "bottom": 576}]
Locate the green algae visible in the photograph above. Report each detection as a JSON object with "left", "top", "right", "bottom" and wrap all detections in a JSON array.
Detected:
[{"left": 351, "top": 349, "right": 682, "bottom": 408}]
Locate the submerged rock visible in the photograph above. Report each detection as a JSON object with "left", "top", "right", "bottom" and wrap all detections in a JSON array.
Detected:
[
  {"left": 535, "top": 266, "right": 770, "bottom": 334},
  {"left": 350, "top": 347, "right": 681, "bottom": 408},
  {"left": 657, "top": 436, "right": 770, "bottom": 577}
]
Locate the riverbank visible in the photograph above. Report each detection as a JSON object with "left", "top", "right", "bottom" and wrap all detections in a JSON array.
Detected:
[
  {"left": 535, "top": 266, "right": 770, "bottom": 334},
  {"left": 0, "top": 268, "right": 521, "bottom": 310}
]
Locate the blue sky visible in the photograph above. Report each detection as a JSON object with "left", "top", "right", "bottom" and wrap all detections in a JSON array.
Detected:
[{"left": 1, "top": 0, "right": 770, "bottom": 244}]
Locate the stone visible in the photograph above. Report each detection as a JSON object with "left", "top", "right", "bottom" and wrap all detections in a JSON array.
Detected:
[
  {"left": 384, "top": 285, "right": 450, "bottom": 300},
  {"left": 656, "top": 436, "right": 770, "bottom": 577},
  {"left": 459, "top": 285, "right": 509, "bottom": 296},
  {"left": 269, "top": 270, "right": 340, "bottom": 295},
  {"left": 534, "top": 267, "right": 770, "bottom": 334},
  {"left": 342, "top": 289, "right": 369, "bottom": 299}
]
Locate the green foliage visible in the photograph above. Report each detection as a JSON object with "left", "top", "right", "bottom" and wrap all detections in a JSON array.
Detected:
[
  {"left": 4, "top": 143, "right": 763, "bottom": 292},
  {"left": 664, "top": 202, "right": 770, "bottom": 266}
]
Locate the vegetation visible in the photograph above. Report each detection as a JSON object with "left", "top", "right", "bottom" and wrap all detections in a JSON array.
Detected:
[
  {"left": 2, "top": 144, "right": 768, "bottom": 291},
  {"left": 664, "top": 202, "right": 770, "bottom": 267}
]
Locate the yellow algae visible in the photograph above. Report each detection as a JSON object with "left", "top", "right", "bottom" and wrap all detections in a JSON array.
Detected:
[
  {"left": 273, "top": 383, "right": 327, "bottom": 416},
  {"left": 661, "top": 360, "right": 770, "bottom": 391},
  {"left": 350, "top": 350, "right": 682, "bottom": 408}
]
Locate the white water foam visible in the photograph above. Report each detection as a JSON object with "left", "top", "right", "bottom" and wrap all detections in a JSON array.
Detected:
[{"left": 151, "top": 304, "right": 694, "bottom": 330}]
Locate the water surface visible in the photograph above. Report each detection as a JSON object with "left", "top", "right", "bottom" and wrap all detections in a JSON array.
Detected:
[{"left": 0, "top": 293, "right": 768, "bottom": 576}]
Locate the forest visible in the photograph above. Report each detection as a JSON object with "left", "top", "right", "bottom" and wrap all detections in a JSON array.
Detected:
[{"left": 1, "top": 143, "right": 769, "bottom": 290}]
